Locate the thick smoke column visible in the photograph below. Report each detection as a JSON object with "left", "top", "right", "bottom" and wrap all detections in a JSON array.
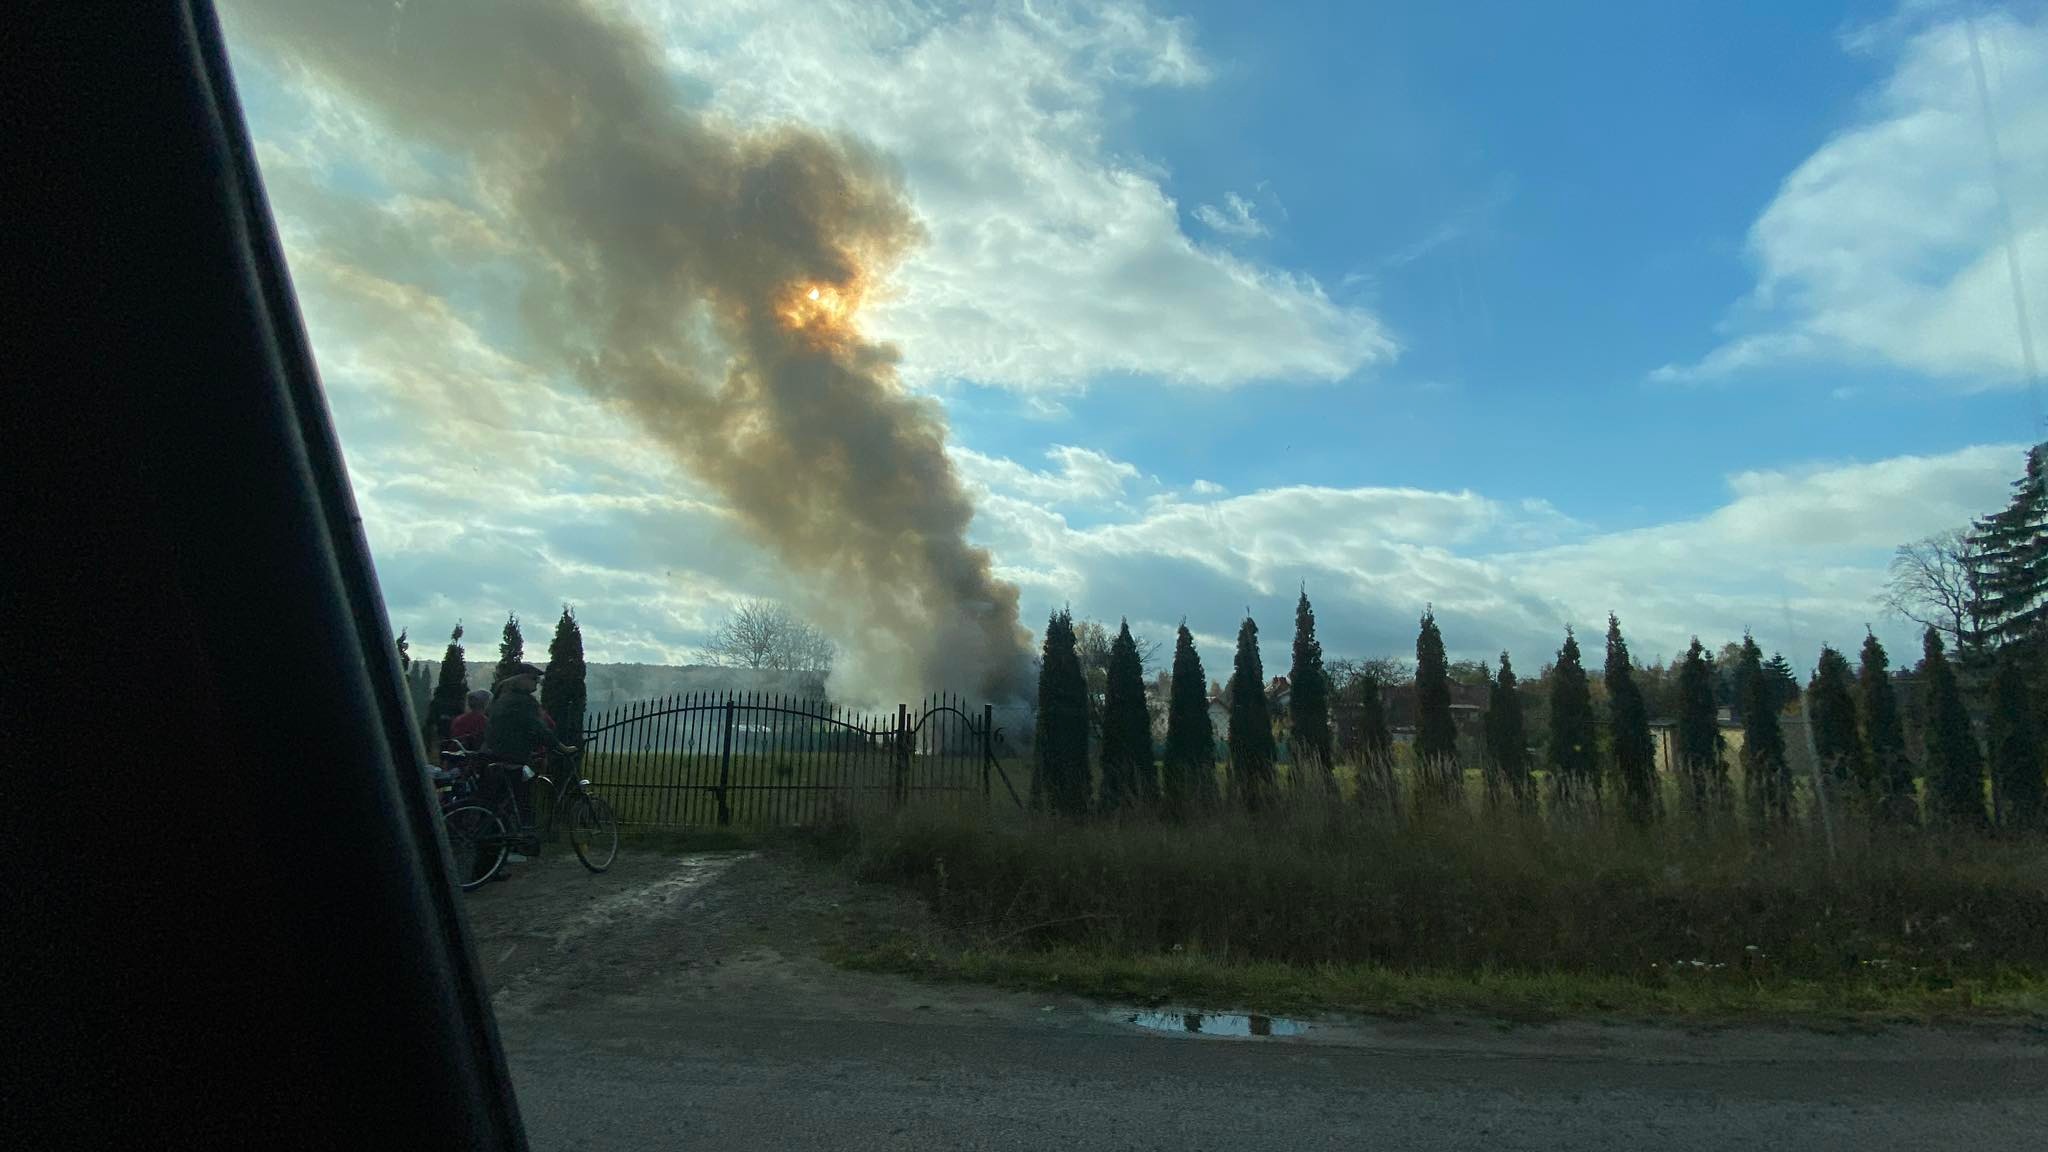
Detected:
[{"left": 230, "top": 0, "right": 1027, "bottom": 699}]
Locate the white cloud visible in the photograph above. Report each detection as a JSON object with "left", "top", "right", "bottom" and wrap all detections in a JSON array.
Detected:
[
  {"left": 1498, "top": 445, "right": 2022, "bottom": 652},
  {"left": 1658, "top": 9, "right": 2048, "bottom": 387},
  {"left": 951, "top": 444, "right": 1142, "bottom": 506},
  {"left": 631, "top": 0, "right": 1393, "bottom": 390},
  {"left": 962, "top": 442, "right": 2025, "bottom": 672},
  {"left": 1193, "top": 191, "right": 1268, "bottom": 239}
]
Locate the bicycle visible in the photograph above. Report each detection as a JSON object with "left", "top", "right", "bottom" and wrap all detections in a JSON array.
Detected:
[{"left": 437, "top": 746, "right": 618, "bottom": 890}]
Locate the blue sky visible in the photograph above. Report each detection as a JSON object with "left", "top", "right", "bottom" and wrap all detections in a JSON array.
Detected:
[
  {"left": 221, "top": 0, "right": 2045, "bottom": 693},
  {"left": 950, "top": 0, "right": 2027, "bottom": 517}
]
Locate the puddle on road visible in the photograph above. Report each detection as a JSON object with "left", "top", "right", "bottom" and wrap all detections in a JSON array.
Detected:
[{"left": 1124, "top": 1010, "right": 1308, "bottom": 1038}]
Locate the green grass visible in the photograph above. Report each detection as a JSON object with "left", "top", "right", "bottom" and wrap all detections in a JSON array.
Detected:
[{"left": 834, "top": 938, "right": 2048, "bottom": 1024}]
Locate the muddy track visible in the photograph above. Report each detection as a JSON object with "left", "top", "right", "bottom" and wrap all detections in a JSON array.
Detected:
[{"left": 466, "top": 848, "right": 976, "bottom": 1023}]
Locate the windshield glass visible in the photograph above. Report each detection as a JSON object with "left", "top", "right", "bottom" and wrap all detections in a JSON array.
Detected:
[{"left": 219, "top": 2, "right": 2047, "bottom": 1147}]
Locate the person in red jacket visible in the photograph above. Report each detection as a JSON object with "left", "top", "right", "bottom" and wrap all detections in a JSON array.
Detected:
[{"left": 448, "top": 689, "right": 491, "bottom": 750}]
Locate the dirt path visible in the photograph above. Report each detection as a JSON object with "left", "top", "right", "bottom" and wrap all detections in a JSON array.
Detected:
[
  {"left": 467, "top": 848, "right": 1013, "bottom": 1025},
  {"left": 464, "top": 850, "right": 2048, "bottom": 1151}
]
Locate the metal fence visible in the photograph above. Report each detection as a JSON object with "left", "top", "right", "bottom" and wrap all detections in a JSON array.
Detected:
[{"left": 577, "top": 691, "right": 1016, "bottom": 828}]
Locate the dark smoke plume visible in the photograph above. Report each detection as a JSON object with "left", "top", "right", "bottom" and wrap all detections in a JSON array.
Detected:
[{"left": 228, "top": 0, "right": 1027, "bottom": 700}]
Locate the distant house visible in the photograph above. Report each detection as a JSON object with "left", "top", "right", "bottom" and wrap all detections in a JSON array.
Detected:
[
  {"left": 1648, "top": 709, "right": 1817, "bottom": 778},
  {"left": 1375, "top": 681, "right": 1489, "bottom": 742}
]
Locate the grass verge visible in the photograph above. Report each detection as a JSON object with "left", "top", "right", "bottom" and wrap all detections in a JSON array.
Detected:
[
  {"left": 817, "top": 791, "right": 2048, "bottom": 1026},
  {"left": 833, "top": 937, "right": 2048, "bottom": 1025}
]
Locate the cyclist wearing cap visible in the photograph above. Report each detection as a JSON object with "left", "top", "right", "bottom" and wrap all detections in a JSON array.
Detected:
[{"left": 482, "top": 662, "right": 574, "bottom": 834}]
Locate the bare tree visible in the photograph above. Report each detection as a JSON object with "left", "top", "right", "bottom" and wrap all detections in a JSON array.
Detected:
[
  {"left": 1882, "top": 531, "right": 1985, "bottom": 652},
  {"left": 1071, "top": 617, "right": 1162, "bottom": 725},
  {"left": 700, "top": 599, "right": 836, "bottom": 674},
  {"left": 1073, "top": 618, "right": 1114, "bottom": 678},
  {"left": 1066, "top": 619, "right": 1161, "bottom": 669},
  {"left": 1328, "top": 656, "right": 1412, "bottom": 689}
]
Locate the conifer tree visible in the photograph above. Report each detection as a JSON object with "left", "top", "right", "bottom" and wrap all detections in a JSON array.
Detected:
[
  {"left": 425, "top": 622, "right": 469, "bottom": 744},
  {"left": 493, "top": 613, "right": 525, "bottom": 686},
  {"left": 541, "top": 604, "right": 587, "bottom": 746},
  {"left": 1484, "top": 651, "right": 1531, "bottom": 805},
  {"left": 1413, "top": 607, "right": 1458, "bottom": 788},
  {"left": 1605, "top": 614, "right": 1657, "bottom": 824},
  {"left": 1288, "top": 589, "right": 1333, "bottom": 778},
  {"left": 1807, "top": 645, "right": 1868, "bottom": 788},
  {"left": 396, "top": 627, "right": 411, "bottom": 672},
  {"left": 1922, "top": 628, "right": 1986, "bottom": 827},
  {"left": 1760, "top": 650, "right": 1801, "bottom": 711},
  {"left": 1858, "top": 631, "right": 1917, "bottom": 823},
  {"left": 407, "top": 662, "right": 433, "bottom": 732},
  {"left": 1737, "top": 632, "right": 1789, "bottom": 826},
  {"left": 1989, "top": 643, "right": 2044, "bottom": 831},
  {"left": 1349, "top": 666, "right": 1396, "bottom": 810},
  {"left": 1227, "top": 615, "right": 1276, "bottom": 812},
  {"left": 1968, "top": 444, "right": 2048, "bottom": 655},
  {"left": 1355, "top": 671, "right": 1393, "bottom": 767},
  {"left": 1098, "top": 620, "right": 1154, "bottom": 813},
  {"left": 1675, "top": 637, "right": 1725, "bottom": 814},
  {"left": 1033, "top": 610, "right": 1092, "bottom": 816},
  {"left": 1547, "top": 626, "right": 1598, "bottom": 807},
  {"left": 1162, "top": 622, "right": 1219, "bottom": 816}
]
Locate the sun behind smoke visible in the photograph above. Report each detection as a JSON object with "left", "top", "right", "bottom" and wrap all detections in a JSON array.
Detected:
[{"left": 780, "top": 280, "right": 861, "bottom": 341}]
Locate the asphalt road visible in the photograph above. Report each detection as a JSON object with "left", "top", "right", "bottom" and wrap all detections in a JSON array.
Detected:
[{"left": 469, "top": 851, "right": 2048, "bottom": 1152}]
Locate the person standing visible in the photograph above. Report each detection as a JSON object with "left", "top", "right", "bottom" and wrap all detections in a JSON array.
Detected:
[{"left": 449, "top": 689, "right": 491, "bottom": 750}]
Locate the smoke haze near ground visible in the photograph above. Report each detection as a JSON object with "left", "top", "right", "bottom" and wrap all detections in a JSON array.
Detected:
[{"left": 227, "top": 0, "right": 1028, "bottom": 702}]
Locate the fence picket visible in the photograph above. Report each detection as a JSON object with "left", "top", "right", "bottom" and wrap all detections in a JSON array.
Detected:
[
  {"left": 775, "top": 692, "right": 791, "bottom": 826},
  {"left": 683, "top": 692, "right": 702, "bottom": 826},
  {"left": 654, "top": 694, "right": 675, "bottom": 826}
]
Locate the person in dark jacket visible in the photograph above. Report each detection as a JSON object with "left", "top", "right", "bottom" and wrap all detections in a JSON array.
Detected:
[{"left": 483, "top": 663, "right": 574, "bottom": 833}]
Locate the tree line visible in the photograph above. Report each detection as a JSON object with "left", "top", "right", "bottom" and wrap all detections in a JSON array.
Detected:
[
  {"left": 1027, "top": 597, "right": 2043, "bottom": 833},
  {"left": 401, "top": 605, "right": 587, "bottom": 748},
  {"left": 397, "top": 596, "right": 841, "bottom": 749},
  {"left": 1029, "top": 443, "right": 2047, "bottom": 832}
]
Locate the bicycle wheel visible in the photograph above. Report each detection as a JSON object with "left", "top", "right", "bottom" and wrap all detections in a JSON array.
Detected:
[
  {"left": 568, "top": 793, "right": 618, "bottom": 873},
  {"left": 442, "top": 804, "right": 508, "bottom": 891}
]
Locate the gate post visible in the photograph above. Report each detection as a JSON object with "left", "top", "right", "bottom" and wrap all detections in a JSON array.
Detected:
[
  {"left": 894, "top": 703, "right": 909, "bottom": 809},
  {"left": 716, "top": 697, "right": 735, "bottom": 826}
]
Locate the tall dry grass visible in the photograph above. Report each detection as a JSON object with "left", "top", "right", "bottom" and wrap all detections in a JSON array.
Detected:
[{"left": 846, "top": 757, "right": 2048, "bottom": 980}]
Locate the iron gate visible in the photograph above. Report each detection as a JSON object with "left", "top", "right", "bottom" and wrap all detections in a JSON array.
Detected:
[{"left": 577, "top": 691, "right": 1019, "bottom": 828}]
